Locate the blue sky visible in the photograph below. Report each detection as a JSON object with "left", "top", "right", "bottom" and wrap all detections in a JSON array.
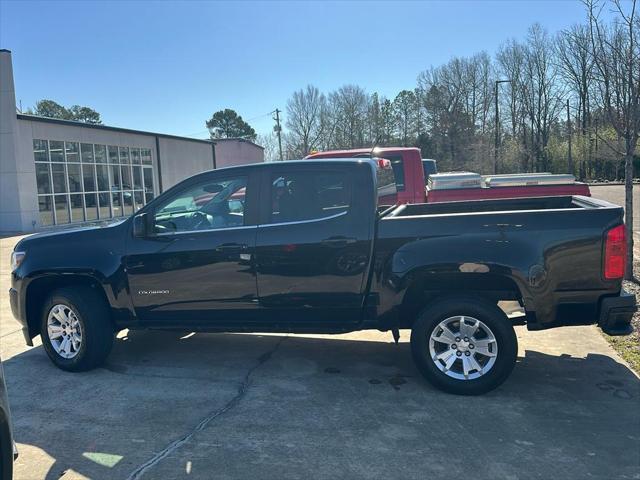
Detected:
[{"left": 1, "top": 0, "right": 591, "bottom": 138}]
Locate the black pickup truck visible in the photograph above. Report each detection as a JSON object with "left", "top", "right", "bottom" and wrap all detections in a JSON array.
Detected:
[{"left": 9, "top": 159, "right": 637, "bottom": 395}]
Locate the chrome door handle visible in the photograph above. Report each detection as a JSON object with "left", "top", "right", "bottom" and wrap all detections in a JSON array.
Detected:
[
  {"left": 215, "top": 243, "right": 247, "bottom": 253},
  {"left": 321, "top": 237, "right": 357, "bottom": 247}
]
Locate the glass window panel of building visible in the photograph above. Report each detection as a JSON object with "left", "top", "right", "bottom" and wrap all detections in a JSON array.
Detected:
[
  {"left": 108, "top": 146, "right": 119, "bottom": 164},
  {"left": 33, "top": 139, "right": 155, "bottom": 226},
  {"left": 95, "top": 144, "right": 107, "bottom": 163},
  {"left": 141, "top": 149, "right": 152, "bottom": 165},
  {"left": 81, "top": 143, "right": 94, "bottom": 163},
  {"left": 49, "top": 141, "right": 64, "bottom": 162},
  {"left": 131, "top": 148, "right": 141, "bottom": 165},
  {"left": 65, "top": 142, "right": 79, "bottom": 163}
]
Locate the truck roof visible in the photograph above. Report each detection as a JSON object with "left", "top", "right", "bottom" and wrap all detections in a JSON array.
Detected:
[
  {"left": 192, "top": 157, "right": 375, "bottom": 178},
  {"left": 237, "top": 158, "right": 373, "bottom": 168},
  {"left": 305, "top": 147, "right": 420, "bottom": 158}
]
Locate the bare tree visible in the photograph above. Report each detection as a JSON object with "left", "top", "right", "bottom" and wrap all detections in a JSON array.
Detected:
[
  {"left": 497, "top": 39, "right": 529, "bottom": 170},
  {"left": 285, "top": 85, "right": 327, "bottom": 157},
  {"left": 328, "top": 85, "right": 369, "bottom": 148},
  {"left": 587, "top": 0, "right": 639, "bottom": 279},
  {"left": 557, "top": 25, "right": 594, "bottom": 135},
  {"left": 417, "top": 55, "right": 491, "bottom": 170},
  {"left": 556, "top": 24, "right": 595, "bottom": 176},
  {"left": 522, "top": 24, "right": 565, "bottom": 172},
  {"left": 256, "top": 132, "right": 280, "bottom": 162}
]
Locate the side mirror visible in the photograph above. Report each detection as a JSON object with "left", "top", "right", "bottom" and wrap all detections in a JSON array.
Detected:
[{"left": 133, "top": 213, "right": 150, "bottom": 238}]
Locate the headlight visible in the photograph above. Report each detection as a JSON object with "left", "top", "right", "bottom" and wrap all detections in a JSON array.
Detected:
[{"left": 10, "top": 251, "right": 25, "bottom": 271}]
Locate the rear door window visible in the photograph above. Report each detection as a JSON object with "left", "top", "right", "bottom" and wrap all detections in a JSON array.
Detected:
[{"left": 270, "top": 171, "right": 351, "bottom": 224}]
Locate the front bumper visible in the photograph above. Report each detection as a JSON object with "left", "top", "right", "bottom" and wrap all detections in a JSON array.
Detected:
[{"left": 598, "top": 290, "right": 637, "bottom": 336}]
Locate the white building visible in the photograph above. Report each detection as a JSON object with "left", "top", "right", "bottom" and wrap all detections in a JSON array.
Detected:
[{"left": 0, "top": 49, "right": 264, "bottom": 233}]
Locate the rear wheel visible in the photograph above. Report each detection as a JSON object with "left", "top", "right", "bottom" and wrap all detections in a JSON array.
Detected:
[
  {"left": 411, "top": 296, "right": 517, "bottom": 395},
  {"left": 40, "top": 286, "right": 114, "bottom": 372}
]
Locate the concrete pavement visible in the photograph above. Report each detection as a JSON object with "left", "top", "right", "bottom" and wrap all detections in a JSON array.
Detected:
[{"left": 1, "top": 231, "right": 639, "bottom": 479}]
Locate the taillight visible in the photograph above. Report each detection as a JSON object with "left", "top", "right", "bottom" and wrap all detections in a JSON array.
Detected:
[
  {"left": 604, "top": 224, "right": 626, "bottom": 280},
  {"left": 375, "top": 157, "right": 391, "bottom": 170}
]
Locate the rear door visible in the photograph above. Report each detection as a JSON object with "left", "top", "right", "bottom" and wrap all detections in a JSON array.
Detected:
[{"left": 254, "top": 163, "right": 374, "bottom": 327}]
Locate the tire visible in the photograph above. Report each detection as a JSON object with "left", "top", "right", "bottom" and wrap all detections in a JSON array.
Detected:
[
  {"left": 410, "top": 296, "right": 517, "bottom": 395},
  {"left": 40, "top": 286, "right": 114, "bottom": 372}
]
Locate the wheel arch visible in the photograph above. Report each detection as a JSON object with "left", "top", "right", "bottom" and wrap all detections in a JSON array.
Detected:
[
  {"left": 24, "top": 274, "right": 113, "bottom": 340},
  {"left": 398, "top": 271, "right": 526, "bottom": 329}
]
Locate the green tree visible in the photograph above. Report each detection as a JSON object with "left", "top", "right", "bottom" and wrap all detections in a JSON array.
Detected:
[
  {"left": 68, "top": 105, "right": 102, "bottom": 124},
  {"left": 31, "top": 99, "right": 70, "bottom": 119},
  {"left": 28, "top": 99, "right": 102, "bottom": 124},
  {"left": 206, "top": 109, "right": 256, "bottom": 140}
]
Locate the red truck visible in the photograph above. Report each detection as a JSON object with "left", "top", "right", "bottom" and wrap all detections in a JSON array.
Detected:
[{"left": 305, "top": 147, "right": 590, "bottom": 204}]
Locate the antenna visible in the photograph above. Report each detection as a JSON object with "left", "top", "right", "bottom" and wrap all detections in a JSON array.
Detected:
[{"left": 369, "top": 135, "right": 379, "bottom": 158}]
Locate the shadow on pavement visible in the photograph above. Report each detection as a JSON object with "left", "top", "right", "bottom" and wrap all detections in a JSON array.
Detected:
[{"left": 4, "top": 331, "right": 640, "bottom": 480}]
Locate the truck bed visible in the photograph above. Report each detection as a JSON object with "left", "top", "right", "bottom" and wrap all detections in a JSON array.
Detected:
[
  {"left": 383, "top": 195, "right": 607, "bottom": 217},
  {"left": 425, "top": 182, "right": 591, "bottom": 204},
  {"left": 375, "top": 195, "right": 625, "bottom": 331}
]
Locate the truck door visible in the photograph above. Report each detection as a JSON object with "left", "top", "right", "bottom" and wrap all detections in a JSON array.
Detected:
[
  {"left": 254, "top": 164, "right": 374, "bottom": 327},
  {"left": 124, "top": 171, "right": 259, "bottom": 326}
]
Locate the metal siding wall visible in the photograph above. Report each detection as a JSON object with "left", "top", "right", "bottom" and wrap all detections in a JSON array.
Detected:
[
  {"left": 213, "top": 141, "right": 265, "bottom": 168},
  {"left": 157, "top": 137, "right": 215, "bottom": 190}
]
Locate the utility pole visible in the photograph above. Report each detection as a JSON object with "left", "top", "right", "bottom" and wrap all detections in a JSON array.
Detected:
[
  {"left": 567, "top": 98, "right": 573, "bottom": 175},
  {"left": 494, "top": 80, "right": 511, "bottom": 174},
  {"left": 273, "top": 109, "right": 283, "bottom": 161}
]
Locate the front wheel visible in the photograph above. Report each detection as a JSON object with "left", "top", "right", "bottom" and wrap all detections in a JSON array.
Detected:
[
  {"left": 410, "top": 296, "right": 518, "bottom": 395},
  {"left": 40, "top": 286, "right": 114, "bottom": 372}
]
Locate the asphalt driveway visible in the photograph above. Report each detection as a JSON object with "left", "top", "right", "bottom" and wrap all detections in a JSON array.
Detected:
[{"left": 1, "top": 231, "right": 639, "bottom": 480}]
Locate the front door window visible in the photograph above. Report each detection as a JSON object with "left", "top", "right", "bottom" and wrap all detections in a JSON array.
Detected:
[{"left": 153, "top": 177, "right": 247, "bottom": 234}]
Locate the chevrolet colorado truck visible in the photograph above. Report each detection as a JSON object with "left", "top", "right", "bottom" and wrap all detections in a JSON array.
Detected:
[{"left": 9, "top": 159, "right": 636, "bottom": 395}]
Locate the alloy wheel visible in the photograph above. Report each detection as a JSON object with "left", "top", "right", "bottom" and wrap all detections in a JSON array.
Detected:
[
  {"left": 47, "top": 304, "right": 83, "bottom": 359},
  {"left": 428, "top": 315, "right": 498, "bottom": 380}
]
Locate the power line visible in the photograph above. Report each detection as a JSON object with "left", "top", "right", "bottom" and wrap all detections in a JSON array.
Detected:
[
  {"left": 244, "top": 111, "right": 273, "bottom": 123},
  {"left": 179, "top": 129, "right": 210, "bottom": 138}
]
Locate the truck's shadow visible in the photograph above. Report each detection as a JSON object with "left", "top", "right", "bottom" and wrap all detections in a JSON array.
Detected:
[{"left": 4, "top": 331, "right": 639, "bottom": 480}]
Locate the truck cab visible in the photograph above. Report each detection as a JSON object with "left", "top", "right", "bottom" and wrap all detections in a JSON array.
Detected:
[
  {"left": 306, "top": 147, "right": 591, "bottom": 205},
  {"left": 306, "top": 147, "right": 426, "bottom": 204}
]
